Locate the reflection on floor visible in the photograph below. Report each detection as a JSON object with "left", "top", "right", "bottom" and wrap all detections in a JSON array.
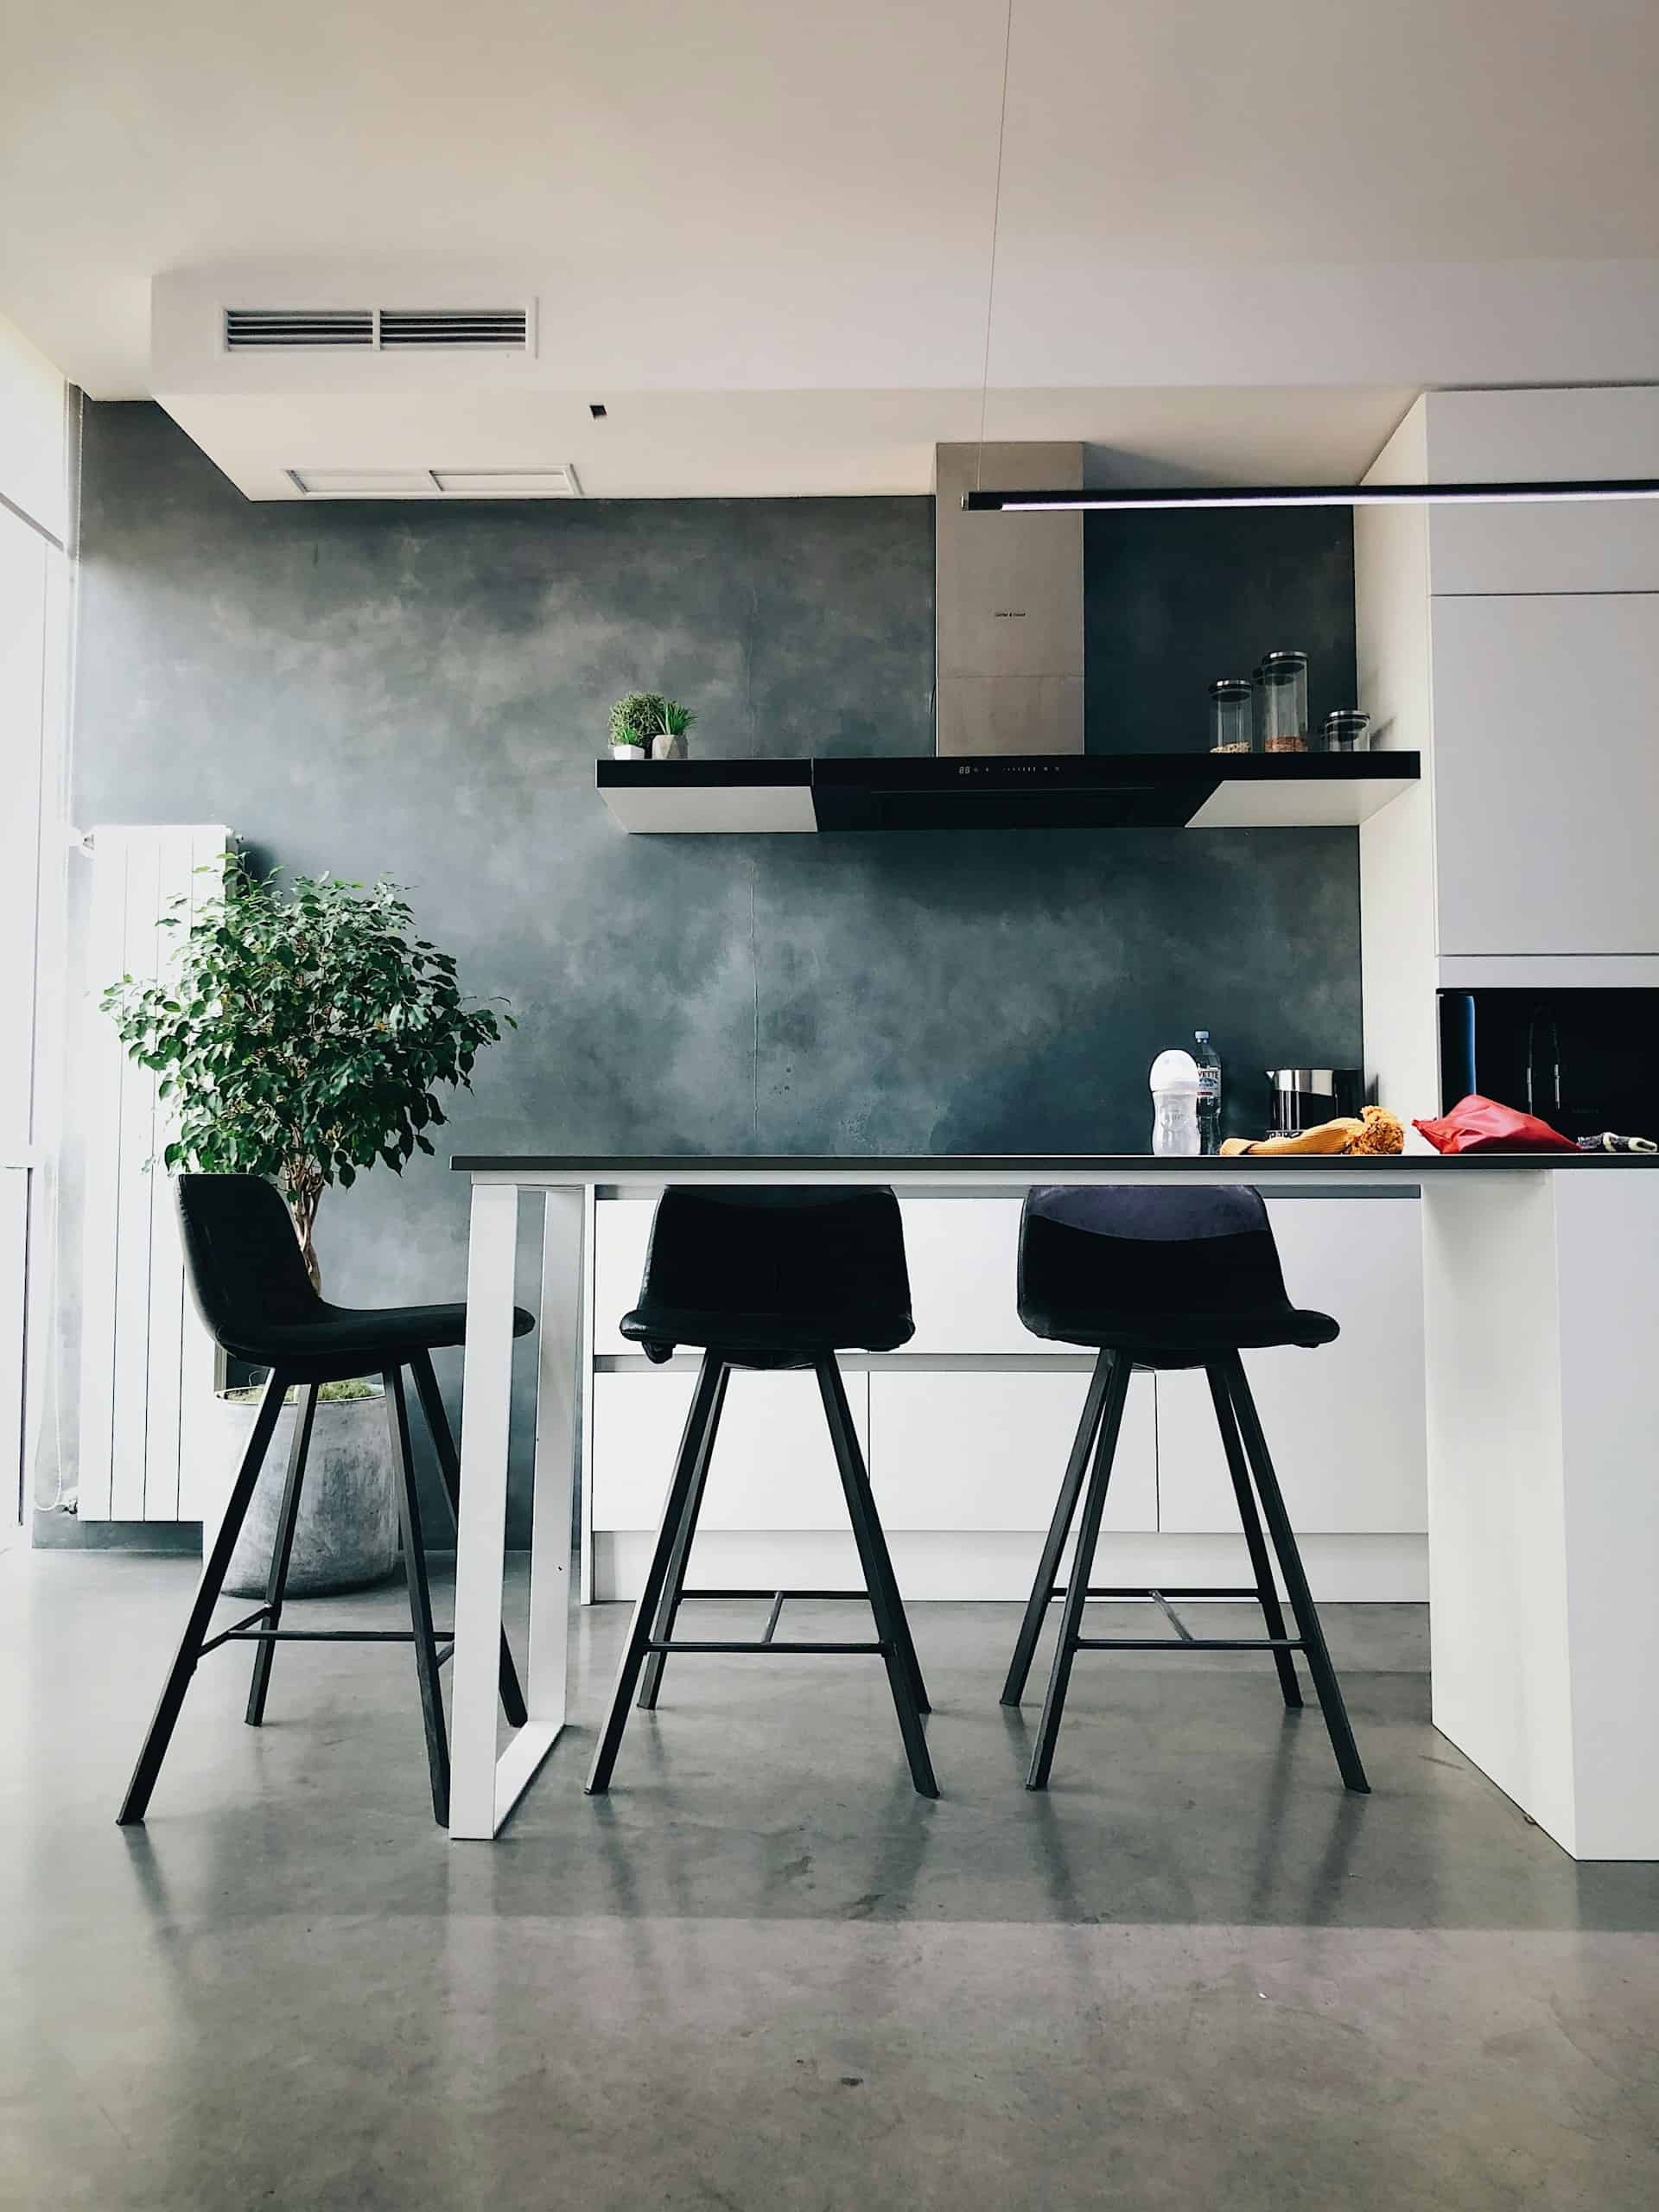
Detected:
[{"left": 4, "top": 1551, "right": 1658, "bottom": 2210}]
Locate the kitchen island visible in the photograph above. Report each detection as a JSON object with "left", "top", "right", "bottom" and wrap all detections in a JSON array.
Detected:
[{"left": 448, "top": 1151, "right": 1659, "bottom": 1858}]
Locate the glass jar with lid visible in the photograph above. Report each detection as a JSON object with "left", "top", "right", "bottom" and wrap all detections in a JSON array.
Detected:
[
  {"left": 1322, "top": 709, "right": 1370, "bottom": 753},
  {"left": 1208, "top": 677, "right": 1254, "bottom": 753},
  {"left": 1259, "top": 655, "right": 1307, "bottom": 753}
]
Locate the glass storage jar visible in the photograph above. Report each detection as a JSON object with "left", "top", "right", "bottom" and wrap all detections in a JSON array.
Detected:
[
  {"left": 1259, "top": 658, "right": 1307, "bottom": 752},
  {"left": 1323, "top": 709, "right": 1370, "bottom": 753},
  {"left": 1209, "top": 677, "right": 1254, "bottom": 753}
]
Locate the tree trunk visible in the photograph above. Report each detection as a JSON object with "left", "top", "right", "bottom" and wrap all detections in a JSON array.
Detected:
[{"left": 283, "top": 1169, "right": 323, "bottom": 1292}]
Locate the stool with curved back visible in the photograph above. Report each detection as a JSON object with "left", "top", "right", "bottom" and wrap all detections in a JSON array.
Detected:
[
  {"left": 586, "top": 1185, "right": 938, "bottom": 1798},
  {"left": 117, "top": 1173, "right": 532, "bottom": 1827},
  {"left": 1003, "top": 1185, "right": 1369, "bottom": 1796}
]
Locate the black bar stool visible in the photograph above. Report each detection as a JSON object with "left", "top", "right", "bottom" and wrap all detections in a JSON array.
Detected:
[
  {"left": 118, "top": 1173, "right": 532, "bottom": 1827},
  {"left": 586, "top": 1185, "right": 938, "bottom": 1799},
  {"left": 1002, "top": 1185, "right": 1369, "bottom": 1796}
]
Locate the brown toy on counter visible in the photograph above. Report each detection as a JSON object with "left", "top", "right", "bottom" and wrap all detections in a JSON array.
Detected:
[{"left": 1221, "top": 1106, "right": 1405, "bottom": 1159}]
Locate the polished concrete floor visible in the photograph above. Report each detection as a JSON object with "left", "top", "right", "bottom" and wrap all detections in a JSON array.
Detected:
[{"left": 4, "top": 1550, "right": 1658, "bottom": 2211}]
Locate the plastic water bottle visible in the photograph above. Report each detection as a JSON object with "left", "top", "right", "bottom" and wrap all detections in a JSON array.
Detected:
[
  {"left": 1193, "top": 1030, "right": 1222, "bottom": 1154},
  {"left": 1149, "top": 1049, "right": 1202, "bottom": 1157}
]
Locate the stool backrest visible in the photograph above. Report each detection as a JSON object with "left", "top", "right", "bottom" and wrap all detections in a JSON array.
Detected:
[
  {"left": 1020, "top": 1184, "right": 1294, "bottom": 1324},
  {"left": 641, "top": 1185, "right": 912, "bottom": 1326},
  {"left": 175, "top": 1173, "right": 322, "bottom": 1354}
]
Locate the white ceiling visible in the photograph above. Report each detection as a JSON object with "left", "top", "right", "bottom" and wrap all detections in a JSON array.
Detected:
[{"left": 5, "top": 0, "right": 1659, "bottom": 496}]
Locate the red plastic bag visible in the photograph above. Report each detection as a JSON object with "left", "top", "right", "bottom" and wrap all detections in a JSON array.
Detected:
[{"left": 1413, "top": 1093, "right": 1578, "bottom": 1155}]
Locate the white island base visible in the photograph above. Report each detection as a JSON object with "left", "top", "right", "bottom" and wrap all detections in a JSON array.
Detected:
[
  {"left": 1423, "top": 1166, "right": 1659, "bottom": 1860},
  {"left": 448, "top": 1153, "right": 1659, "bottom": 1858}
]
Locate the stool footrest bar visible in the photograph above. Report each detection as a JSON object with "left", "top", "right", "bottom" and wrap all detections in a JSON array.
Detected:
[
  {"left": 202, "top": 1625, "right": 456, "bottom": 1655},
  {"left": 1072, "top": 1636, "right": 1306, "bottom": 1653},
  {"left": 1049, "top": 1585, "right": 1265, "bottom": 1602},
  {"left": 644, "top": 1638, "right": 887, "bottom": 1656}
]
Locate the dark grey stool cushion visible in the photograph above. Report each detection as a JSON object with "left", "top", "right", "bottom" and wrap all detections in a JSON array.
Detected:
[
  {"left": 620, "top": 1186, "right": 913, "bottom": 1367},
  {"left": 1018, "top": 1184, "right": 1338, "bottom": 1367},
  {"left": 176, "top": 1173, "right": 533, "bottom": 1382}
]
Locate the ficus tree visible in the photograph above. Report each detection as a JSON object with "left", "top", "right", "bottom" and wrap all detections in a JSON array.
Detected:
[{"left": 103, "top": 857, "right": 514, "bottom": 1285}]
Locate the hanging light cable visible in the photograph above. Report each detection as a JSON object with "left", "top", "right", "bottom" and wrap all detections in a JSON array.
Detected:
[{"left": 975, "top": 0, "right": 1015, "bottom": 494}]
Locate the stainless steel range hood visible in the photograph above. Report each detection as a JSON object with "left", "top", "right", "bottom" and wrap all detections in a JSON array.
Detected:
[{"left": 933, "top": 442, "right": 1084, "bottom": 758}]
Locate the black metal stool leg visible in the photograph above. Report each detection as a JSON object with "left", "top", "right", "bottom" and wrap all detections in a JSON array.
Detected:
[
  {"left": 245, "top": 1382, "right": 319, "bottom": 1726},
  {"left": 1206, "top": 1365, "right": 1302, "bottom": 1712},
  {"left": 118, "top": 1370, "right": 291, "bottom": 1825},
  {"left": 408, "top": 1349, "right": 527, "bottom": 1728},
  {"left": 588, "top": 1354, "right": 726, "bottom": 1794},
  {"left": 639, "top": 1360, "right": 730, "bottom": 1710},
  {"left": 817, "top": 1358, "right": 938, "bottom": 1799},
  {"left": 386, "top": 1367, "right": 451, "bottom": 1825},
  {"left": 1027, "top": 1355, "right": 1131, "bottom": 1790},
  {"left": 1001, "top": 1351, "right": 1112, "bottom": 1707},
  {"left": 1221, "top": 1354, "right": 1369, "bottom": 1794},
  {"left": 818, "top": 1356, "right": 931, "bottom": 1716}
]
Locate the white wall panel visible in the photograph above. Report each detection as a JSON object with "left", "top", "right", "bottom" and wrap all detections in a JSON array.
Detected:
[{"left": 76, "top": 826, "right": 228, "bottom": 1521}]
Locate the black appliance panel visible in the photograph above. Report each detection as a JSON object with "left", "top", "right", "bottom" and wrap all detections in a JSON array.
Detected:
[{"left": 1438, "top": 988, "right": 1659, "bottom": 1141}]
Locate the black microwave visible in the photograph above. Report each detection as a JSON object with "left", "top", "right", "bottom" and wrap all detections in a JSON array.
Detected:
[{"left": 1438, "top": 988, "right": 1659, "bottom": 1142}]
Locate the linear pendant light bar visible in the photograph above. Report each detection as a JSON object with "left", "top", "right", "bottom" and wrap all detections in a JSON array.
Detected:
[{"left": 962, "top": 478, "right": 1659, "bottom": 512}]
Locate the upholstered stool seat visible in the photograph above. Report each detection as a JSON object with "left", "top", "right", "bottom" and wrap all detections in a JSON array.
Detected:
[
  {"left": 588, "top": 1185, "right": 937, "bottom": 1797},
  {"left": 619, "top": 1186, "right": 916, "bottom": 1366},
  {"left": 1005, "top": 1185, "right": 1368, "bottom": 1796},
  {"left": 118, "top": 1173, "right": 531, "bottom": 1828}
]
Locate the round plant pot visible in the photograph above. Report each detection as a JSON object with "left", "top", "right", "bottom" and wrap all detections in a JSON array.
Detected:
[
  {"left": 610, "top": 742, "right": 646, "bottom": 761},
  {"left": 215, "top": 1389, "right": 399, "bottom": 1599}
]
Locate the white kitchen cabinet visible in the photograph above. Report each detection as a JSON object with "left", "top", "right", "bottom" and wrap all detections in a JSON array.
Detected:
[
  {"left": 868, "top": 1368, "right": 1156, "bottom": 1532},
  {"left": 1156, "top": 1198, "right": 1426, "bottom": 1536},
  {"left": 591, "top": 1367, "right": 868, "bottom": 1532},
  {"left": 1430, "top": 592, "right": 1659, "bottom": 957},
  {"left": 1425, "top": 387, "right": 1659, "bottom": 599},
  {"left": 896, "top": 1198, "right": 1027, "bottom": 1351},
  {"left": 593, "top": 1198, "right": 653, "bottom": 1355}
]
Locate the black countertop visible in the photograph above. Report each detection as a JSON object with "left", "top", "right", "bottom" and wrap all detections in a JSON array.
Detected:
[{"left": 453, "top": 1150, "right": 1659, "bottom": 1174}]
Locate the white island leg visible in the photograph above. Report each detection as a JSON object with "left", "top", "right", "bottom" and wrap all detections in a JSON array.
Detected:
[
  {"left": 450, "top": 1178, "right": 589, "bottom": 1840},
  {"left": 1422, "top": 1167, "right": 1659, "bottom": 1860}
]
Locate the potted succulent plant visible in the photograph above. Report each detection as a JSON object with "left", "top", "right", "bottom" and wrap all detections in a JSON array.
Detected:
[
  {"left": 651, "top": 698, "right": 696, "bottom": 761},
  {"left": 103, "top": 857, "right": 514, "bottom": 1593},
  {"left": 610, "top": 690, "right": 665, "bottom": 760}
]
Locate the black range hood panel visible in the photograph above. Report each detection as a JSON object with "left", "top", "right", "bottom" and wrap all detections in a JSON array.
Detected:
[{"left": 597, "top": 753, "right": 1420, "bottom": 835}]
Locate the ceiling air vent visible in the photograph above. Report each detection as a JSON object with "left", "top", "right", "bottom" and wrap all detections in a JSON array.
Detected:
[
  {"left": 226, "top": 308, "right": 374, "bottom": 349},
  {"left": 378, "top": 308, "right": 529, "bottom": 350}
]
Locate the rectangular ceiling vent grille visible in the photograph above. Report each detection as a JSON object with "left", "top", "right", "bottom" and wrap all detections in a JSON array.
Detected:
[
  {"left": 224, "top": 308, "right": 531, "bottom": 353},
  {"left": 225, "top": 308, "right": 374, "bottom": 349},
  {"left": 378, "top": 308, "right": 529, "bottom": 350}
]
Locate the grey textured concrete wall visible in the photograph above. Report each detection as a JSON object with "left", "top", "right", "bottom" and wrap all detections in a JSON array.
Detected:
[
  {"left": 1085, "top": 506, "right": 1358, "bottom": 753},
  {"left": 63, "top": 402, "right": 1361, "bottom": 1535}
]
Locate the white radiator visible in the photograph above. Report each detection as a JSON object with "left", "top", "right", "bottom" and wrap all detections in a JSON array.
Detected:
[{"left": 76, "top": 826, "right": 230, "bottom": 1521}]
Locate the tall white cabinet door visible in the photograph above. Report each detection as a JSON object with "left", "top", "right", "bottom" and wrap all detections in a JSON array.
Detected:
[
  {"left": 591, "top": 1368, "right": 868, "bottom": 1532},
  {"left": 1156, "top": 1200, "right": 1426, "bottom": 1535},
  {"left": 1431, "top": 594, "right": 1659, "bottom": 957},
  {"left": 868, "top": 1370, "right": 1156, "bottom": 1532}
]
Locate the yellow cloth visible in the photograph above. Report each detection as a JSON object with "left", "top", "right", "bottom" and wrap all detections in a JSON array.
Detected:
[{"left": 1220, "top": 1106, "right": 1404, "bottom": 1159}]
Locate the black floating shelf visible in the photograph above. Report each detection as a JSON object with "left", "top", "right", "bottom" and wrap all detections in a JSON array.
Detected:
[{"left": 596, "top": 752, "right": 1420, "bottom": 835}]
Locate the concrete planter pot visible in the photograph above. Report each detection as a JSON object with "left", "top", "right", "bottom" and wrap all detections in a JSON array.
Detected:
[
  {"left": 216, "top": 1389, "right": 399, "bottom": 1599},
  {"left": 650, "top": 733, "right": 688, "bottom": 761}
]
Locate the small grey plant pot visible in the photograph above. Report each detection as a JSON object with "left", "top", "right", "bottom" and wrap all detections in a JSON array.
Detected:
[
  {"left": 650, "top": 733, "right": 687, "bottom": 761},
  {"left": 219, "top": 1390, "right": 399, "bottom": 1599}
]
